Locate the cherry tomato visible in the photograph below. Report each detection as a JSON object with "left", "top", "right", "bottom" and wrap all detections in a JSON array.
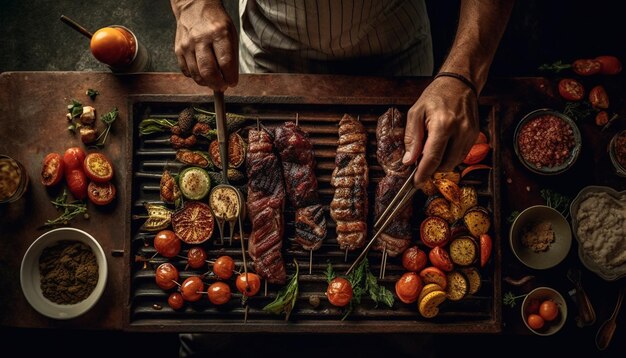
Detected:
[
  {"left": 395, "top": 272, "right": 423, "bottom": 304},
  {"left": 480, "top": 234, "right": 493, "bottom": 268},
  {"left": 63, "top": 147, "right": 86, "bottom": 173},
  {"left": 526, "top": 298, "right": 540, "bottom": 315},
  {"left": 207, "top": 282, "right": 232, "bottom": 305},
  {"left": 87, "top": 181, "right": 116, "bottom": 206},
  {"left": 213, "top": 255, "right": 235, "bottom": 280},
  {"left": 155, "top": 263, "right": 179, "bottom": 290},
  {"left": 402, "top": 246, "right": 428, "bottom": 272},
  {"left": 83, "top": 152, "right": 114, "bottom": 183},
  {"left": 595, "top": 55, "right": 622, "bottom": 75},
  {"left": 595, "top": 111, "right": 609, "bottom": 126},
  {"left": 66, "top": 169, "right": 88, "bottom": 200},
  {"left": 41, "top": 153, "right": 64, "bottom": 186},
  {"left": 589, "top": 85, "right": 609, "bottom": 109},
  {"left": 90, "top": 27, "right": 134, "bottom": 67},
  {"left": 236, "top": 272, "right": 261, "bottom": 297},
  {"left": 154, "top": 230, "right": 181, "bottom": 258},
  {"left": 527, "top": 313, "right": 545, "bottom": 330},
  {"left": 558, "top": 78, "right": 584, "bottom": 101},
  {"left": 187, "top": 247, "right": 207, "bottom": 269},
  {"left": 572, "top": 59, "right": 601, "bottom": 76},
  {"left": 419, "top": 266, "right": 448, "bottom": 290},
  {"left": 180, "top": 276, "right": 204, "bottom": 302},
  {"left": 429, "top": 246, "right": 454, "bottom": 272},
  {"left": 326, "top": 277, "right": 353, "bottom": 307},
  {"left": 168, "top": 292, "right": 184, "bottom": 310},
  {"left": 539, "top": 300, "right": 559, "bottom": 322}
]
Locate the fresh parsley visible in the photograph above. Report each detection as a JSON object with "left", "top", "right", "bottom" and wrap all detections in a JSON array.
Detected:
[
  {"left": 339, "top": 259, "right": 394, "bottom": 320},
  {"left": 42, "top": 189, "right": 88, "bottom": 228},
  {"left": 67, "top": 99, "right": 83, "bottom": 119},
  {"left": 86, "top": 88, "right": 99, "bottom": 100},
  {"left": 503, "top": 291, "right": 526, "bottom": 308}
]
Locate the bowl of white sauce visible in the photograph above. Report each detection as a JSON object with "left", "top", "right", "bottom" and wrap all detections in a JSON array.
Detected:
[{"left": 570, "top": 186, "right": 626, "bottom": 281}]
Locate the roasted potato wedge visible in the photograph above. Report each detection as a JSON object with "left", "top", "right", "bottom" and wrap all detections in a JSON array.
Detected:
[
  {"left": 446, "top": 271, "right": 469, "bottom": 301},
  {"left": 463, "top": 206, "right": 491, "bottom": 238},
  {"left": 421, "top": 179, "right": 437, "bottom": 196},
  {"left": 434, "top": 179, "right": 461, "bottom": 204},
  {"left": 433, "top": 171, "right": 461, "bottom": 184},
  {"left": 450, "top": 202, "right": 464, "bottom": 222},
  {"left": 425, "top": 196, "right": 455, "bottom": 223},
  {"left": 459, "top": 186, "right": 478, "bottom": 215}
]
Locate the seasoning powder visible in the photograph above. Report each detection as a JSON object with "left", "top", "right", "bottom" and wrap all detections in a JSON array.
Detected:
[{"left": 39, "top": 241, "right": 99, "bottom": 304}]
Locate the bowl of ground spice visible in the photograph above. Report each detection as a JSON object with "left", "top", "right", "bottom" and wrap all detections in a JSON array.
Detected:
[
  {"left": 510, "top": 205, "right": 572, "bottom": 269},
  {"left": 20, "top": 227, "right": 107, "bottom": 319},
  {"left": 514, "top": 109, "right": 581, "bottom": 175}
]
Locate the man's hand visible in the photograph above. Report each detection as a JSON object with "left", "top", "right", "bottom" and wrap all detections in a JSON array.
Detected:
[
  {"left": 403, "top": 77, "right": 479, "bottom": 186},
  {"left": 171, "top": 0, "right": 238, "bottom": 91}
]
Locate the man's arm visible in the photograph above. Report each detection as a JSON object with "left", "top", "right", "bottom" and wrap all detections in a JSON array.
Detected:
[
  {"left": 403, "top": 0, "right": 514, "bottom": 185},
  {"left": 171, "top": 0, "right": 238, "bottom": 90}
]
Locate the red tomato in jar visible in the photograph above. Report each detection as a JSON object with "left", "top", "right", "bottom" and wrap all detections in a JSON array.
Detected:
[
  {"left": 83, "top": 152, "right": 114, "bottom": 183},
  {"left": 87, "top": 181, "right": 116, "bottom": 206},
  {"left": 595, "top": 55, "right": 622, "bottom": 75},
  {"left": 558, "top": 78, "right": 584, "bottom": 101},
  {"left": 326, "top": 277, "right": 353, "bottom": 307},
  {"left": 429, "top": 246, "right": 454, "bottom": 272},
  {"left": 66, "top": 169, "right": 87, "bottom": 200},
  {"left": 41, "top": 153, "right": 64, "bottom": 186},
  {"left": 589, "top": 85, "right": 609, "bottom": 109},
  {"left": 63, "top": 147, "right": 86, "bottom": 173},
  {"left": 572, "top": 59, "right": 601, "bottom": 76}
]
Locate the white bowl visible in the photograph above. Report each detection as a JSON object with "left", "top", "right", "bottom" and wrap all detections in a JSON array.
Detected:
[
  {"left": 510, "top": 205, "right": 572, "bottom": 270},
  {"left": 20, "top": 227, "right": 107, "bottom": 319},
  {"left": 521, "top": 286, "right": 567, "bottom": 336},
  {"left": 570, "top": 186, "right": 626, "bottom": 281}
]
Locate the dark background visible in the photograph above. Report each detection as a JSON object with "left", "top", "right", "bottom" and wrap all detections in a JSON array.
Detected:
[{"left": 2, "top": 0, "right": 625, "bottom": 357}]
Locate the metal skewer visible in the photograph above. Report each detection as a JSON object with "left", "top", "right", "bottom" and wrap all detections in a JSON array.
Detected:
[{"left": 309, "top": 249, "right": 313, "bottom": 275}]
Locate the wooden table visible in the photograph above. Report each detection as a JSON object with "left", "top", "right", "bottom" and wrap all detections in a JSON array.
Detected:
[{"left": 0, "top": 73, "right": 624, "bottom": 346}]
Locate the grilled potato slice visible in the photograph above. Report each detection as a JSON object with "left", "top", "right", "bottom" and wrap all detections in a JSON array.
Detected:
[
  {"left": 463, "top": 206, "right": 491, "bottom": 238},
  {"left": 418, "top": 283, "right": 444, "bottom": 303},
  {"left": 461, "top": 267, "right": 482, "bottom": 295},
  {"left": 459, "top": 186, "right": 478, "bottom": 215},
  {"left": 450, "top": 202, "right": 464, "bottom": 222},
  {"left": 425, "top": 196, "right": 455, "bottom": 223},
  {"left": 449, "top": 236, "right": 478, "bottom": 266},
  {"left": 421, "top": 179, "right": 437, "bottom": 196},
  {"left": 418, "top": 290, "right": 447, "bottom": 318},
  {"left": 446, "top": 271, "right": 469, "bottom": 302},
  {"left": 433, "top": 171, "right": 461, "bottom": 184},
  {"left": 434, "top": 179, "right": 461, "bottom": 204}
]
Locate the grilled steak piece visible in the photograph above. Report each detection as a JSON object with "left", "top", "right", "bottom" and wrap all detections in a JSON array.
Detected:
[
  {"left": 373, "top": 108, "right": 413, "bottom": 257},
  {"left": 275, "top": 122, "right": 327, "bottom": 251},
  {"left": 246, "top": 128, "right": 286, "bottom": 284},
  {"left": 330, "top": 114, "right": 369, "bottom": 251}
]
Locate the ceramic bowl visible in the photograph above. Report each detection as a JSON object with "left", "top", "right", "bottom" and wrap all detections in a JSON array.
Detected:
[
  {"left": 521, "top": 286, "right": 567, "bottom": 336},
  {"left": 510, "top": 205, "right": 572, "bottom": 270},
  {"left": 513, "top": 108, "right": 581, "bottom": 175},
  {"left": 20, "top": 227, "right": 107, "bottom": 319}
]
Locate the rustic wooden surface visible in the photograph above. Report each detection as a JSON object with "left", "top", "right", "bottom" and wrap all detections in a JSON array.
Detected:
[{"left": 0, "top": 73, "right": 624, "bottom": 340}]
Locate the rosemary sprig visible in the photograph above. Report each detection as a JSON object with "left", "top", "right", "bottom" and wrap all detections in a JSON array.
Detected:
[{"left": 42, "top": 189, "right": 88, "bottom": 228}]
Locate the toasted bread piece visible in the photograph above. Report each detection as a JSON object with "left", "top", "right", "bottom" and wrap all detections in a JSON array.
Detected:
[
  {"left": 461, "top": 267, "right": 482, "bottom": 295},
  {"left": 449, "top": 236, "right": 478, "bottom": 266},
  {"left": 446, "top": 271, "right": 469, "bottom": 302},
  {"left": 418, "top": 290, "right": 447, "bottom": 318}
]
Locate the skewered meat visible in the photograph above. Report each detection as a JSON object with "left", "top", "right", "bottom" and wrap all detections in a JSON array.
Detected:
[
  {"left": 275, "top": 122, "right": 327, "bottom": 251},
  {"left": 373, "top": 108, "right": 413, "bottom": 257},
  {"left": 160, "top": 169, "right": 181, "bottom": 204},
  {"left": 330, "top": 114, "right": 368, "bottom": 250},
  {"left": 246, "top": 128, "right": 286, "bottom": 284}
]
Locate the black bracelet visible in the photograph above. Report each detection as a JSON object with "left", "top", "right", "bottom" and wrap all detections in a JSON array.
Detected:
[{"left": 434, "top": 72, "right": 478, "bottom": 97}]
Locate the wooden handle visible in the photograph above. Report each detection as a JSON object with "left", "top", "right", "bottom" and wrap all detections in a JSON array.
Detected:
[
  {"left": 60, "top": 15, "right": 93, "bottom": 39},
  {"left": 213, "top": 91, "right": 229, "bottom": 184}
]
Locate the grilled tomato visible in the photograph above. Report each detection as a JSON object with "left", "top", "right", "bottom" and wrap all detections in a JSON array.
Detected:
[
  {"left": 83, "top": 152, "right": 114, "bottom": 183},
  {"left": 41, "top": 153, "right": 64, "bottom": 186}
]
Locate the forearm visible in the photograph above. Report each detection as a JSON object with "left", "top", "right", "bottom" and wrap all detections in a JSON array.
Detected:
[{"left": 439, "top": 0, "right": 514, "bottom": 93}]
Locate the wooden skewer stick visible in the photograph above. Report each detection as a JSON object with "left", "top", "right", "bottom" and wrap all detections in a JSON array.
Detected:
[
  {"left": 381, "top": 249, "right": 388, "bottom": 279},
  {"left": 59, "top": 15, "right": 93, "bottom": 40},
  {"left": 295, "top": 113, "right": 299, "bottom": 126},
  {"left": 379, "top": 245, "right": 387, "bottom": 279},
  {"left": 309, "top": 249, "right": 313, "bottom": 275},
  {"left": 256, "top": 116, "right": 260, "bottom": 131},
  {"left": 244, "top": 305, "right": 249, "bottom": 324},
  {"left": 237, "top": 195, "right": 250, "bottom": 291},
  {"left": 264, "top": 279, "right": 268, "bottom": 297},
  {"left": 344, "top": 248, "right": 349, "bottom": 263},
  {"left": 228, "top": 220, "right": 235, "bottom": 246}
]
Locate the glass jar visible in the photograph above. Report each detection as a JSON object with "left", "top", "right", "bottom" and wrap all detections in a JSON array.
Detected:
[
  {"left": 0, "top": 155, "right": 29, "bottom": 203},
  {"left": 609, "top": 129, "right": 626, "bottom": 177}
]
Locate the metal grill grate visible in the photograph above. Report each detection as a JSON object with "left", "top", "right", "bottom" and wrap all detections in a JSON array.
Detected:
[{"left": 128, "top": 98, "right": 501, "bottom": 333}]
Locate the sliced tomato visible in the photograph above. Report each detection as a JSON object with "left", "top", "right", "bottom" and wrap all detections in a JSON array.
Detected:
[
  {"left": 589, "top": 85, "right": 609, "bottom": 109},
  {"left": 419, "top": 266, "right": 447, "bottom": 290},
  {"left": 83, "top": 152, "right": 114, "bottom": 183},
  {"left": 66, "top": 169, "right": 88, "bottom": 200},
  {"left": 41, "top": 153, "right": 64, "bottom": 186},
  {"left": 63, "top": 147, "right": 86, "bottom": 173},
  {"left": 595, "top": 56, "right": 622, "bottom": 75},
  {"left": 595, "top": 111, "right": 609, "bottom": 126},
  {"left": 429, "top": 246, "right": 454, "bottom": 272},
  {"left": 87, "top": 181, "right": 116, "bottom": 205},
  {"left": 480, "top": 233, "right": 493, "bottom": 267},
  {"left": 420, "top": 216, "right": 450, "bottom": 248},
  {"left": 572, "top": 59, "right": 601, "bottom": 76},
  {"left": 558, "top": 79, "right": 584, "bottom": 101}
]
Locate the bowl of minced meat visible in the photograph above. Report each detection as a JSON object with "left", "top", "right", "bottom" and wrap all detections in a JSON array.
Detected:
[
  {"left": 570, "top": 186, "right": 626, "bottom": 281},
  {"left": 20, "top": 227, "right": 108, "bottom": 319},
  {"left": 514, "top": 109, "right": 582, "bottom": 175}
]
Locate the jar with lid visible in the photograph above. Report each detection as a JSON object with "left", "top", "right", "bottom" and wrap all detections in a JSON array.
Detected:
[{"left": 90, "top": 25, "right": 152, "bottom": 72}]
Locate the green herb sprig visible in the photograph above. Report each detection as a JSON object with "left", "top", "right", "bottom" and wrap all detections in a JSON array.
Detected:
[
  {"left": 93, "top": 107, "right": 118, "bottom": 148},
  {"left": 503, "top": 291, "right": 526, "bottom": 308},
  {"left": 262, "top": 259, "right": 300, "bottom": 320},
  {"left": 138, "top": 118, "right": 177, "bottom": 136},
  {"left": 540, "top": 189, "right": 572, "bottom": 218},
  {"left": 538, "top": 60, "right": 572, "bottom": 73},
  {"left": 42, "top": 189, "right": 88, "bottom": 228},
  {"left": 86, "top": 88, "right": 99, "bottom": 100},
  {"left": 507, "top": 210, "right": 520, "bottom": 224}
]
